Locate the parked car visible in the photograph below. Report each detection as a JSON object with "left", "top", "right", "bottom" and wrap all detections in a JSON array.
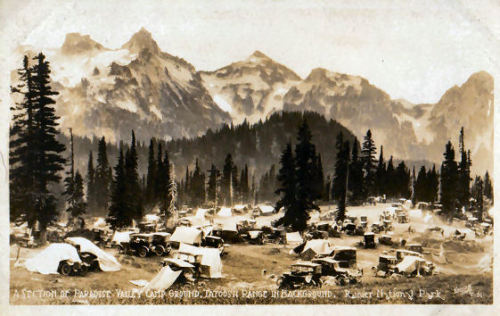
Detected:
[
  {"left": 312, "top": 257, "right": 362, "bottom": 285},
  {"left": 360, "top": 216, "right": 368, "bottom": 228},
  {"left": 202, "top": 235, "right": 225, "bottom": 255},
  {"left": 277, "top": 262, "right": 323, "bottom": 289},
  {"left": 126, "top": 232, "right": 172, "bottom": 257},
  {"left": 362, "top": 232, "right": 376, "bottom": 248},
  {"left": 376, "top": 254, "right": 398, "bottom": 275},
  {"left": 406, "top": 243, "right": 423, "bottom": 254},
  {"left": 378, "top": 234, "right": 393, "bottom": 246}
]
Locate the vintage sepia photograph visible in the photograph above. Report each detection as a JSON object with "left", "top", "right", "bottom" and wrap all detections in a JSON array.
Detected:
[{"left": 1, "top": 0, "right": 497, "bottom": 311}]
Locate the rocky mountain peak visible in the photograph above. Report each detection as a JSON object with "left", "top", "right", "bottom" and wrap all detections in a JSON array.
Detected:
[
  {"left": 61, "top": 33, "right": 106, "bottom": 55},
  {"left": 121, "top": 27, "right": 160, "bottom": 54}
]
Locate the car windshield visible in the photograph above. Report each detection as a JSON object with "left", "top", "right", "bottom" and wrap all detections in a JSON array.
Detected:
[{"left": 291, "top": 265, "right": 314, "bottom": 274}]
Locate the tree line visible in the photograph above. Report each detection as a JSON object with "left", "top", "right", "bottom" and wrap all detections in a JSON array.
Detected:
[{"left": 9, "top": 54, "right": 494, "bottom": 238}]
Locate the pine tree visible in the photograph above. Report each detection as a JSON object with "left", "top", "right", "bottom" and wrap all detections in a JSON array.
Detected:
[
  {"left": 428, "top": 165, "right": 439, "bottom": 203},
  {"left": 207, "top": 164, "right": 220, "bottom": 206},
  {"left": 275, "top": 143, "right": 298, "bottom": 228},
  {"left": 375, "top": 146, "right": 386, "bottom": 196},
  {"left": 9, "top": 56, "right": 36, "bottom": 221},
  {"left": 30, "top": 53, "right": 66, "bottom": 240},
  {"left": 348, "top": 138, "right": 364, "bottom": 204},
  {"left": 86, "top": 151, "right": 97, "bottom": 213},
  {"left": 66, "top": 171, "right": 86, "bottom": 218},
  {"left": 145, "top": 138, "right": 156, "bottom": 206},
  {"left": 360, "top": 129, "right": 377, "bottom": 198},
  {"left": 108, "top": 148, "right": 129, "bottom": 228},
  {"left": 484, "top": 171, "right": 493, "bottom": 202},
  {"left": 293, "top": 119, "right": 318, "bottom": 230},
  {"left": 190, "top": 158, "right": 205, "bottom": 207},
  {"left": 415, "top": 166, "right": 427, "bottom": 202},
  {"left": 457, "top": 127, "right": 471, "bottom": 208},
  {"left": 222, "top": 154, "right": 234, "bottom": 206},
  {"left": 471, "top": 176, "right": 484, "bottom": 220},
  {"left": 155, "top": 142, "right": 164, "bottom": 202},
  {"left": 440, "top": 141, "right": 459, "bottom": 218},
  {"left": 124, "top": 131, "right": 143, "bottom": 220},
  {"left": 313, "top": 154, "right": 325, "bottom": 200},
  {"left": 385, "top": 156, "right": 395, "bottom": 198},
  {"left": 324, "top": 175, "right": 331, "bottom": 202},
  {"left": 232, "top": 164, "right": 239, "bottom": 204},
  {"left": 166, "top": 162, "right": 177, "bottom": 224},
  {"left": 333, "top": 133, "right": 350, "bottom": 222},
  {"left": 63, "top": 129, "right": 78, "bottom": 218},
  {"left": 95, "top": 137, "right": 112, "bottom": 212},
  {"left": 159, "top": 150, "right": 171, "bottom": 212}
]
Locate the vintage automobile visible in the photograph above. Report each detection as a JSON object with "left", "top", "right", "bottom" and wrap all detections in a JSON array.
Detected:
[
  {"left": 397, "top": 213, "right": 409, "bottom": 224},
  {"left": 126, "top": 232, "right": 172, "bottom": 257},
  {"left": 312, "top": 257, "right": 362, "bottom": 285},
  {"left": 57, "top": 260, "right": 90, "bottom": 276},
  {"left": 243, "top": 230, "right": 264, "bottom": 245},
  {"left": 378, "top": 234, "right": 393, "bottom": 246},
  {"left": 360, "top": 216, "right": 368, "bottom": 228},
  {"left": 371, "top": 222, "right": 383, "bottom": 234},
  {"left": 330, "top": 247, "right": 357, "bottom": 267},
  {"left": 382, "top": 219, "right": 393, "bottom": 231},
  {"left": 277, "top": 262, "right": 323, "bottom": 289},
  {"left": 202, "top": 235, "right": 225, "bottom": 255},
  {"left": 406, "top": 243, "right": 423, "bottom": 254},
  {"left": 343, "top": 222, "right": 357, "bottom": 236},
  {"left": 261, "top": 226, "right": 284, "bottom": 244},
  {"left": 376, "top": 254, "right": 398, "bottom": 275},
  {"left": 362, "top": 232, "right": 376, "bottom": 248}
]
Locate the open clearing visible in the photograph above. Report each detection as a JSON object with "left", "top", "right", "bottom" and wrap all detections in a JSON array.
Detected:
[{"left": 10, "top": 203, "right": 493, "bottom": 304}]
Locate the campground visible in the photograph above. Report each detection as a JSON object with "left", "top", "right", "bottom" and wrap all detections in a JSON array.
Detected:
[{"left": 10, "top": 203, "right": 493, "bottom": 304}]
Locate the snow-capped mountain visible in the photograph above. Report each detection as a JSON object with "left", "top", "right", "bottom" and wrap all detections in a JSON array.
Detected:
[
  {"left": 200, "top": 51, "right": 301, "bottom": 124},
  {"left": 39, "top": 28, "right": 231, "bottom": 142},
  {"left": 14, "top": 29, "right": 493, "bottom": 173}
]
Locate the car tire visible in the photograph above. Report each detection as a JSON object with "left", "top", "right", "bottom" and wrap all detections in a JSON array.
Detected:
[
  {"left": 60, "top": 261, "right": 72, "bottom": 276},
  {"left": 138, "top": 246, "right": 148, "bottom": 258},
  {"left": 154, "top": 245, "right": 165, "bottom": 256}
]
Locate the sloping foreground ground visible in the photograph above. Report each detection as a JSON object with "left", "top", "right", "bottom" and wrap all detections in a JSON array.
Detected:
[{"left": 10, "top": 244, "right": 492, "bottom": 304}]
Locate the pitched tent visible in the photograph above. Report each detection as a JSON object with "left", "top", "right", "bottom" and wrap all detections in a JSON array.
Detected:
[
  {"left": 297, "top": 239, "right": 333, "bottom": 260},
  {"left": 144, "top": 214, "right": 161, "bottom": 223},
  {"left": 195, "top": 208, "right": 209, "bottom": 218},
  {"left": 285, "top": 232, "right": 303, "bottom": 245},
  {"left": 217, "top": 207, "right": 232, "bottom": 217},
  {"left": 180, "top": 216, "right": 206, "bottom": 227},
  {"left": 256, "top": 205, "right": 274, "bottom": 216},
  {"left": 24, "top": 243, "right": 82, "bottom": 275},
  {"left": 65, "top": 237, "right": 121, "bottom": 272},
  {"left": 395, "top": 255, "right": 426, "bottom": 274},
  {"left": 170, "top": 226, "right": 203, "bottom": 245},
  {"left": 111, "top": 231, "right": 135, "bottom": 244},
  {"left": 178, "top": 243, "right": 222, "bottom": 278},
  {"left": 141, "top": 266, "right": 183, "bottom": 292}
]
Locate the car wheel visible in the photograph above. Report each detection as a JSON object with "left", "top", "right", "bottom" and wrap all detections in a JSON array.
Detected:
[
  {"left": 80, "top": 264, "right": 88, "bottom": 276},
  {"left": 154, "top": 245, "right": 165, "bottom": 256},
  {"left": 60, "top": 261, "right": 72, "bottom": 276},
  {"left": 138, "top": 246, "right": 148, "bottom": 258}
]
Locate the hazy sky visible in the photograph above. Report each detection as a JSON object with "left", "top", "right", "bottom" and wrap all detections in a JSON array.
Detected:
[{"left": 1, "top": 0, "right": 499, "bottom": 104}]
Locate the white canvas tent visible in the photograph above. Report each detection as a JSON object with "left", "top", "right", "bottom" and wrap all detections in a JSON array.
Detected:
[
  {"left": 285, "top": 232, "right": 303, "bottom": 245},
  {"left": 111, "top": 231, "right": 135, "bottom": 244},
  {"left": 178, "top": 243, "right": 222, "bottom": 278},
  {"left": 25, "top": 243, "right": 82, "bottom": 275},
  {"left": 144, "top": 214, "right": 161, "bottom": 223},
  {"left": 141, "top": 266, "right": 183, "bottom": 292},
  {"left": 195, "top": 208, "right": 209, "bottom": 218},
  {"left": 217, "top": 207, "right": 232, "bottom": 217},
  {"left": 65, "top": 237, "right": 121, "bottom": 272},
  {"left": 298, "top": 239, "right": 333, "bottom": 259},
  {"left": 170, "top": 226, "right": 203, "bottom": 245},
  {"left": 395, "top": 255, "right": 426, "bottom": 274},
  {"left": 256, "top": 205, "right": 274, "bottom": 216}
]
